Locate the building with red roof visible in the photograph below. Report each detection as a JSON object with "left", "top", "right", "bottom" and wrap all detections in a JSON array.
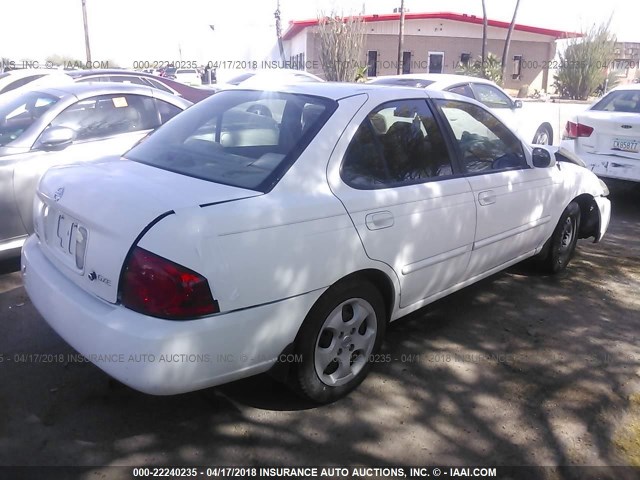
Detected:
[{"left": 278, "top": 11, "right": 579, "bottom": 92}]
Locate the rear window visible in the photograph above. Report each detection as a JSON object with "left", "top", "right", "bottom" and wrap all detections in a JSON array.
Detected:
[
  {"left": 369, "top": 78, "right": 435, "bottom": 88},
  {"left": 177, "top": 69, "right": 197, "bottom": 74},
  {"left": 591, "top": 90, "right": 640, "bottom": 113},
  {"left": 125, "top": 90, "right": 337, "bottom": 192}
]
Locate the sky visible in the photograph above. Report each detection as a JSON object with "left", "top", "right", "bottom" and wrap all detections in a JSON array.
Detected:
[{"left": 0, "top": 0, "right": 636, "bottom": 67}]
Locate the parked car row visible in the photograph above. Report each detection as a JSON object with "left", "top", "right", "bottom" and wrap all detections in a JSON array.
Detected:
[
  {"left": 0, "top": 68, "right": 214, "bottom": 103},
  {"left": 17, "top": 82, "right": 610, "bottom": 403}
]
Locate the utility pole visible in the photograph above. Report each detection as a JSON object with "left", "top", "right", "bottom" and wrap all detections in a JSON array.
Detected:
[
  {"left": 81, "top": 0, "right": 92, "bottom": 63},
  {"left": 396, "top": 0, "right": 405, "bottom": 74},
  {"left": 275, "top": 0, "right": 286, "bottom": 63}
]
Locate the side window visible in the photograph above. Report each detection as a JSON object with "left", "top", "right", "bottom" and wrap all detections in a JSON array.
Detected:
[
  {"left": 446, "top": 84, "right": 474, "bottom": 99},
  {"left": 342, "top": 100, "right": 454, "bottom": 189},
  {"left": 48, "top": 94, "right": 158, "bottom": 141},
  {"left": 437, "top": 99, "right": 527, "bottom": 173},
  {"left": 472, "top": 84, "right": 513, "bottom": 108},
  {"left": 155, "top": 99, "right": 183, "bottom": 123}
]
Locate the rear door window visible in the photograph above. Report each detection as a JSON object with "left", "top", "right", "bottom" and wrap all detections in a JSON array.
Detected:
[{"left": 342, "top": 99, "right": 455, "bottom": 188}]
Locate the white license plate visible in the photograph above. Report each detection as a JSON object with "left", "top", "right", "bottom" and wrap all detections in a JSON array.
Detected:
[
  {"left": 612, "top": 138, "right": 639, "bottom": 153},
  {"left": 54, "top": 213, "right": 88, "bottom": 270}
]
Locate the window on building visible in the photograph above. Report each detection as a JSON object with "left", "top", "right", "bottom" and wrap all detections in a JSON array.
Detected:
[
  {"left": 512, "top": 55, "right": 523, "bottom": 80},
  {"left": 460, "top": 53, "right": 471, "bottom": 67},
  {"left": 428, "top": 52, "right": 444, "bottom": 74},
  {"left": 367, "top": 51, "right": 378, "bottom": 77},
  {"left": 402, "top": 51, "right": 412, "bottom": 74}
]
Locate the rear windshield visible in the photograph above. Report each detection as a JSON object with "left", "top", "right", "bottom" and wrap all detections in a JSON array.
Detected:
[
  {"left": 126, "top": 90, "right": 337, "bottom": 192},
  {"left": 369, "top": 78, "right": 436, "bottom": 88},
  {"left": 0, "top": 90, "right": 60, "bottom": 146},
  {"left": 591, "top": 90, "right": 640, "bottom": 113}
]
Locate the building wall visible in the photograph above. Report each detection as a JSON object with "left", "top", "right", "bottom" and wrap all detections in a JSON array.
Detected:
[
  {"left": 363, "top": 35, "right": 554, "bottom": 90},
  {"left": 285, "top": 18, "right": 559, "bottom": 92}
]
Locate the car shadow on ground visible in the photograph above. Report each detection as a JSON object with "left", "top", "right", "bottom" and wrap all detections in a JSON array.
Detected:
[{"left": 0, "top": 187, "right": 639, "bottom": 474}]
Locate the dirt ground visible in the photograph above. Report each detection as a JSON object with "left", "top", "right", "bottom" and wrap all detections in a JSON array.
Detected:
[{"left": 0, "top": 185, "right": 639, "bottom": 479}]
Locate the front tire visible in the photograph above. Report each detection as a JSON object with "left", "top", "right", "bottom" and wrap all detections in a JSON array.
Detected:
[
  {"left": 535, "top": 201, "right": 581, "bottom": 273},
  {"left": 292, "top": 280, "right": 386, "bottom": 403},
  {"left": 532, "top": 125, "right": 552, "bottom": 145}
]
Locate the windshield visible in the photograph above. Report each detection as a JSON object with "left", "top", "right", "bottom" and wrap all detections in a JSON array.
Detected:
[
  {"left": 591, "top": 89, "right": 640, "bottom": 113},
  {"left": 0, "top": 90, "right": 60, "bottom": 146},
  {"left": 125, "top": 90, "right": 337, "bottom": 192},
  {"left": 370, "top": 78, "right": 436, "bottom": 88}
]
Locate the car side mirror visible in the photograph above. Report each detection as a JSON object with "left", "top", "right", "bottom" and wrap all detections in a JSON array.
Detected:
[
  {"left": 38, "top": 126, "right": 76, "bottom": 151},
  {"left": 513, "top": 99, "right": 523, "bottom": 109},
  {"left": 532, "top": 146, "right": 556, "bottom": 168}
]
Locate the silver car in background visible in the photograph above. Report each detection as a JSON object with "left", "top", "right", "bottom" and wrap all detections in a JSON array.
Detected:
[{"left": 0, "top": 82, "right": 191, "bottom": 259}]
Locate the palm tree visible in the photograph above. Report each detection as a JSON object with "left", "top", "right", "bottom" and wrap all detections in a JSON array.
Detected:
[
  {"left": 501, "top": 0, "right": 522, "bottom": 85},
  {"left": 481, "top": 0, "right": 488, "bottom": 76}
]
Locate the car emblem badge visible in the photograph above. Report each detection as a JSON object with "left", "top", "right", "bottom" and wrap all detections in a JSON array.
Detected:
[
  {"left": 621, "top": 125, "right": 632, "bottom": 129},
  {"left": 54, "top": 187, "right": 65, "bottom": 202}
]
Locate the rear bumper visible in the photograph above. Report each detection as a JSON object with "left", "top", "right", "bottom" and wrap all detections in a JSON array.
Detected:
[
  {"left": 22, "top": 235, "right": 321, "bottom": 395},
  {"left": 560, "top": 141, "right": 640, "bottom": 182}
]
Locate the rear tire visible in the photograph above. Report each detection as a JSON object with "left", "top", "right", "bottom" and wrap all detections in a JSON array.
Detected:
[
  {"left": 292, "top": 280, "right": 386, "bottom": 404},
  {"left": 534, "top": 201, "right": 581, "bottom": 274}
]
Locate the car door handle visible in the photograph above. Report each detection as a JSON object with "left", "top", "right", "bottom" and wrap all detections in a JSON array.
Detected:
[
  {"left": 365, "top": 211, "right": 394, "bottom": 230},
  {"left": 478, "top": 190, "right": 496, "bottom": 206}
]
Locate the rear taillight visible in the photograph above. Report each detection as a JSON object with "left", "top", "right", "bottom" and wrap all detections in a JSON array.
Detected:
[
  {"left": 120, "top": 247, "right": 219, "bottom": 319},
  {"left": 564, "top": 121, "right": 594, "bottom": 139}
]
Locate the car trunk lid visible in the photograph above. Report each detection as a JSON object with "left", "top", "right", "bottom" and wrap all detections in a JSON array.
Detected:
[{"left": 34, "top": 158, "right": 260, "bottom": 303}]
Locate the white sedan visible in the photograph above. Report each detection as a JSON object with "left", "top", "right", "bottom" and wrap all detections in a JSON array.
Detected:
[
  {"left": 22, "top": 83, "right": 610, "bottom": 403},
  {"left": 561, "top": 84, "right": 640, "bottom": 183},
  {"left": 368, "top": 74, "right": 555, "bottom": 145}
]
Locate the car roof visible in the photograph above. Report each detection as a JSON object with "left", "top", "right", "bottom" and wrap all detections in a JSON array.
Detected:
[
  {"left": 32, "top": 81, "right": 157, "bottom": 97},
  {"left": 608, "top": 83, "right": 640, "bottom": 92},
  {"left": 65, "top": 69, "right": 140, "bottom": 77},
  {"left": 227, "top": 81, "right": 456, "bottom": 101},
  {"left": 370, "top": 73, "right": 496, "bottom": 88}
]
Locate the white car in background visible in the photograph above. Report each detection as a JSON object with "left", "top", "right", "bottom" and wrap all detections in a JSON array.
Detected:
[
  {"left": 368, "top": 74, "right": 555, "bottom": 145},
  {"left": 0, "top": 69, "right": 71, "bottom": 95},
  {"left": 213, "top": 69, "right": 323, "bottom": 91},
  {"left": 174, "top": 68, "right": 202, "bottom": 86},
  {"left": 560, "top": 84, "right": 640, "bottom": 183},
  {"left": 23, "top": 83, "right": 610, "bottom": 403}
]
